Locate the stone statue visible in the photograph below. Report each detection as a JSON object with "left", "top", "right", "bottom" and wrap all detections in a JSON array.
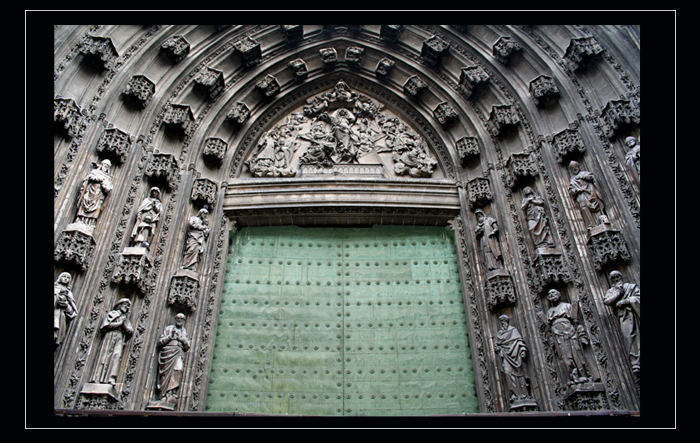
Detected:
[
  {"left": 624, "top": 136, "right": 640, "bottom": 176},
  {"left": 320, "top": 108, "right": 359, "bottom": 163},
  {"left": 89, "top": 298, "right": 133, "bottom": 386},
  {"left": 130, "top": 187, "right": 163, "bottom": 248},
  {"left": 181, "top": 207, "right": 210, "bottom": 271},
  {"left": 54, "top": 272, "right": 77, "bottom": 347},
  {"left": 155, "top": 313, "right": 190, "bottom": 405},
  {"left": 567, "top": 160, "right": 606, "bottom": 227},
  {"left": 474, "top": 209, "right": 503, "bottom": 271},
  {"left": 604, "top": 270, "right": 640, "bottom": 374},
  {"left": 248, "top": 128, "right": 296, "bottom": 177},
  {"left": 75, "top": 159, "right": 113, "bottom": 227},
  {"left": 542, "top": 289, "right": 598, "bottom": 386},
  {"left": 299, "top": 120, "right": 336, "bottom": 167},
  {"left": 521, "top": 186, "right": 555, "bottom": 248},
  {"left": 494, "top": 314, "right": 531, "bottom": 402}
]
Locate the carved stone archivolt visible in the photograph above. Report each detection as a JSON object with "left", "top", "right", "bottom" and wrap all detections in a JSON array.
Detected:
[{"left": 243, "top": 79, "right": 440, "bottom": 179}]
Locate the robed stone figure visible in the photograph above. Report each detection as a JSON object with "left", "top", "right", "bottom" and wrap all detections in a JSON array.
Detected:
[
  {"left": 75, "top": 159, "right": 113, "bottom": 227},
  {"left": 155, "top": 313, "right": 190, "bottom": 405},
  {"left": 54, "top": 272, "right": 77, "bottom": 347},
  {"left": 604, "top": 271, "right": 640, "bottom": 374},
  {"left": 89, "top": 298, "right": 134, "bottom": 386},
  {"left": 494, "top": 314, "right": 531, "bottom": 402},
  {"left": 521, "top": 186, "right": 555, "bottom": 248},
  {"left": 567, "top": 161, "right": 606, "bottom": 227},
  {"left": 542, "top": 289, "right": 599, "bottom": 386},
  {"left": 130, "top": 187, "right": 163, "bottom": 248},
  {"left": 624, "top": 136, "right": 640, "bottom": 176},
  {"left": 474, "top": 209, "right": 503, "bottom": 271},
  {"left": 181, "top": 208, "right": 210, "bottom": 270}
]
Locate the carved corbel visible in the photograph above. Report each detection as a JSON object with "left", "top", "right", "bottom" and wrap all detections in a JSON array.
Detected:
[
  {"left": 161, "top": 103, "right": 194, "bottom": 137},
  {"left": 202, "top": 137, "right": 228, "bottom": 165},
  {"left": 380, "top": 25, "right": 402, "bottom": 43},
  {"left": 529, "top": 75, "right": 560, "bottom": 107},
  {"left": 488, "top": 105, "right": 520, "bottom": 137},
  {"left": 433, "top": 102, "right": 458, "bottom": 127},
  {"left": 458, "top": 65, "right": 490, "bottom": 99},
  {"left": 233, "top": 36, "right": 262, "bottom": 68},
  {"left": 375, "top": 58, "right": 395, "bottom": 79},
  {"left": 255, "top": 74, "right": 280, "bottom": 98},
  {"left": 600, "top": 99, "right": 640, "bottom": 139},
  {"left": 455, "top": 136, "right": 481, "bottom": 165},
  {"left": 345, "top": 46, "right": 364, "bottom": 66},
  {"left": 492, "top": 36, "right": 522, "bottom": 64},
  {"left": 505, "top": 152, "right": 538, "bottom": 189},
  {"left": 403, "top": 75, "right": 428, "bottom": 99},
  {"left": 563, "top": 36, "right": 604, "bottom": 72},
  {"left": 280, "top": 25, "right": 303, "bottom": 45},
  {"left": 95, "top": 127, "right": 133, "bottom": 165},
  {"left": 586, "top": 223, "right": 631, "bottom": 270},
  {"left": 160, "top": 35, "right": 190, "bottom": 63},
  {"left": 190, "top": 178, "right": 218, "bottom": 208},
  {"left": 467, "top": 177, "right": 493, "bottom": 209},
  {"left": 145, "top": 152, "right": 180, "bottom": 191},
  {"left": 193, "top": 67, "right": 225, "bottom": 100},
  {"left": 288, "top": 58, "right": 308, "bottom": 81},
  {"left": 552, "top": 127, "right": 586, "bottom": 164},
  {"left": 54, "top": 97, "right": 87, "bottom": 140},
  {"left": 78, "top": 35, "right": 118, "bottom": 71},
  {"left": 421, "top": 34, "right": 450, "bottom": 67},
  {"left": 121, "top": 75, "right": 155, "bottom": 109},
  {"left": 319, "top": 47, "right": 338, "bottom": 69}
]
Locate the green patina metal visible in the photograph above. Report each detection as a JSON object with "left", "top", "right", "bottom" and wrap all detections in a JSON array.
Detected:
[{"left": 205, "top": 225, "right": 478, "bottom": 415}]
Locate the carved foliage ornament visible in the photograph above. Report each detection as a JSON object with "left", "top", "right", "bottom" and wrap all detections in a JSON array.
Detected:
[
  {"left": 122, "top": 75, "right": 155, "bottom": 109},
  {"left": 161, "top": 35, "right": 190, "bottom": 63},
  {"left": 54, "top": 98, "right": 86, "bottom": 139},
  {"left": 96, "top": 127, "right": 133, "bottom": 164},
  {"left": 79, "top": 35, "right": 118, "bottom": 70},
  {"left": 245, "top": 80, "right": 439, "bottom": 179}
]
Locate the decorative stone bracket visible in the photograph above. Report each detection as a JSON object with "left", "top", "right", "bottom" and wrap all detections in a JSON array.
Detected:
[
  {"left": 467, "top": 177, "right": 493, "bottom": 209},
  {"left": 95, "top": 127, "right": 133, "bottom": 165},
  {"left": 54, "top": 98, "right": 87, "bottom": 140},
  {"left": 529, "top": 75, "right": 560, "bottom": 107},
  {"left": 160, "top": 35, "right": 190, "bottom": 63},
  {"left": 486, "top": 269, "right": 517, "bottom": 311},
  {"left": 288, "top": 58, "right": 308, "bottom": 82},
  {"left": 111, "top": 246, "right": 153, "bottom": 295},
  {"left": 145, "top": 152, "right": 180, "bottom": 191},
  {"left": 505, "top": 152, "right": 538, "bottom": 189},
  {"left": 193, "top": 67, "right": 225, "bottom": 100},
  {"left": 455, "top": 136, "right": 481, "bottom": 165},
  {"left": 122, "top": 75, "right": 156, "bottom": 109},
  {"left": 281, "top": 25, "right": 303, "bottom": 45},
  {"left": 458, "top": 65, "right": 490, "bottom": 99},
  {"left": 563, "top": 36, "right": 604, "bottom": 72},
  {"left": 233, "top": 36, "right": 262, "bottom": 68},
  {"left": 375, "top": 58, "right": 395, "bottom": 79},
  {"left": 256, "top": 75, "right": 281, "bottom": 98},
  {"left": 600, "top": 99, "right": 640, "bottom": 139},
  {"left": 161, "top": 103, "right": 194, "bottom": 136},
  {"left": 226, "top": 102, "right": 251, "bottom": 129},
  {"left": 492, "top": 36, "right": 522, "bottom": 64},
  {"left": 191, "top": 178, "right": 218, "bottom": 208},
  {"left": 586, "top": 223, "right": 631, "bottom": 270},
  {"left": 488, "top": 104, "right": 520, "bottom": 137},
  {"left": 202, "top": 137, "right": 228, "bottom": 165},
  {"left": 552, "top": 127, "right": 586, "bottom": 164},
  {"left": 54, "top": 223, "right": 97, "bottom": 271},
  {"left": 421, "top": 34, "right": 450, "bottom": 67},
  {"left": 532, "top": 247, "right": 571, "bottom": 294},
  {"left": 403, "top": 75, "right": 428, "bottom": 98},
  {"left": 168, "top": 270, "right": 201, "bottom": 312},
  {"left": 79, "top": 35, "right": 119, "bottom": 70}
]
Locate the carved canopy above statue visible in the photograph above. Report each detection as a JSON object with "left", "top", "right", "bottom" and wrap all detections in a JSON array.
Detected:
[{"left": 244, "top": 80, "right": 442, "bottom": 179}]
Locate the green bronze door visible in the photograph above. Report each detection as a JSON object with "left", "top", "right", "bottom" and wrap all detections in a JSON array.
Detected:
[{"left": 205, "top": 225, "right": 478, "bottom": 415}]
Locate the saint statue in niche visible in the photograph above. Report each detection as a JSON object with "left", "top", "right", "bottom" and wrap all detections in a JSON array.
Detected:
[
  {"left": 624, "top": 136, "right": 640, "bottom": 176},
  {"left": 604, "top": 270, "right": 640, "bottom": 375},
  {"left": 130, "top": 187, "right": 163, "bottom": 248},
  {"left": 154, "top": 313, "right": 190, "bottom": 406},
  {"left": 542, "top": 289, "right": 599, "bottom": 386},
  {"left": 494, "top": 314, "right": 532, "bottom": 403},
  {"left": 567, "top": 160, "right": 606, "bottom": 227},
  {"left": 521, "top": 186, "right": 555, "bottom": 249},
  {"left": 54, "top": 272, "right": 77, "bottom": 347},
  {"left": 75, "top": 159, "right": 113, "bottom": 228},
  {"left": 474, "top": 209, "right": 503, "bottom": 271},
  {"left": 181, "top": 207, "right": 210, "bottom": 271},
  {"left": 89, "top": 298, "right": 133, "bottom": 386}
]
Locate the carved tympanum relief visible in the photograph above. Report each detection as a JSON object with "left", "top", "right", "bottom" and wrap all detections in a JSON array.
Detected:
[{"left": 244, "top": 80, "right": 440, "bottom": 178}]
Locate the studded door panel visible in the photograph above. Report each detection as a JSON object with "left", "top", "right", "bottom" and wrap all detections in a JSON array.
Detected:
[{"left": 206, "top": 225, "right": 478, "bottom": 415}]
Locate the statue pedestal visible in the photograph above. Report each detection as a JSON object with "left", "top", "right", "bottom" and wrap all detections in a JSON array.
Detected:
[
  {"left": 563, "top": 382, "right": 608, "bottom": 411},
  {"left": 532, "top": 247, "right": 571, "bottom": 293},
  {"left": 112, "top": 246, "right": 153, "bottom": 294},
  {"left": 80, "top": 382, "right": 121, "bottom": 401},
  {"left": 509, "top": 397, "right": 539, "bottom": 412},
  {"left": 586, "top": 223, "right": 631, "bottom": 270},
  {"left": 145, "top": 398, "right": 177, "bottom": 411}
]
